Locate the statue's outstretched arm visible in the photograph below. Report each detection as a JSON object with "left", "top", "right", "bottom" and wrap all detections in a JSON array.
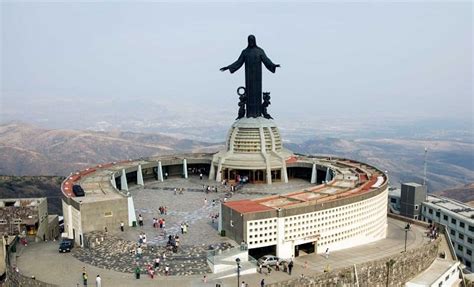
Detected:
[
  {"left": 223, "top": 52, "right": 245, "bottom": 73},
  {"left": 261, "top": 51, "right": 279, "bottom": 73}
]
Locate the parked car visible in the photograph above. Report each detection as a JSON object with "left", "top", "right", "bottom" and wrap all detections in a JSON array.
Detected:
[
  {"left": 257, "top": 255, "right": 287, "bottom": 267},
  {"left": 59, "top": 239, "right": 74, "bottom": 253}
]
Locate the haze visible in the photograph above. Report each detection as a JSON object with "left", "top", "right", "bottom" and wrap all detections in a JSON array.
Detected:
[{"left": 1, "top": 2, "right": 472, "bottom": 131}]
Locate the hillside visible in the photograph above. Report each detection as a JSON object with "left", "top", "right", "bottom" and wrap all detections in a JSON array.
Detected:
[
  {"left": 0, "top": 123, "right": 472, "bottom": 194},
  {"left": 0, "top": 176, "right": 64, "bottom": 214},
  {"left": 0, "top": 123, "right": 222, "bottom": 176},
  {"left": 287, "top": 137, "right": 474, "bottom": 192},
  {"left": 434, "top": 183, "right": 474, "bottom": 206}
]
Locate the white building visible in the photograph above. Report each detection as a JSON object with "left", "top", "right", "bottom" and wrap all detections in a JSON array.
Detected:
[
  {"left": 421, "top": 195, "right": 474, "bottom": 272},
  {"left": 221, "top": 157, "right": 388, "bottom": 259}
]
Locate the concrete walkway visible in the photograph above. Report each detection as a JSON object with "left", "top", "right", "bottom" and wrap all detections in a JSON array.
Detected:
[{"left": 15, "top": 217, "right": 430, "bottom": 287}]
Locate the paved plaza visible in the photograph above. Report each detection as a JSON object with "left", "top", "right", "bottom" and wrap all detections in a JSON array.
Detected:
[
  {"left": 15, "top": 216, "right": 430, "bottom": 287},
  {"left": 12, "top": 177, "right": 432, "bottom": 286},
  {"left": 118, "top": 176, "right": 313, "bottom": 245}
]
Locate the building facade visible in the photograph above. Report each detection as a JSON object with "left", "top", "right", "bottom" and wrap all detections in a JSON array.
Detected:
[
  {"left": 0, "top": 198, "right": 57, "bottom": 241},
  {"left": 220, "top": 157, "right": 388, "bottom": 259},
  {"left": 421, "top": 195, "right": 474, "bottom": 272}
]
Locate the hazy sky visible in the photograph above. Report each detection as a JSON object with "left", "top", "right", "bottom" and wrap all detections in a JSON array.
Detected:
[{"left": 1, "top": 1, "right": 472, "bottom": 129}]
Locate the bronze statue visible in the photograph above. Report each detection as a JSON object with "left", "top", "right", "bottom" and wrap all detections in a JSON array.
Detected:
[
  {"left": 262, "top": 92, "right": 272, "bottom": 119},
  {"left": 220, "top": 35, "right": 280, "bottom": 118},
  {"left": 236, "top": 87, "right": 247, "bottom": 120}
]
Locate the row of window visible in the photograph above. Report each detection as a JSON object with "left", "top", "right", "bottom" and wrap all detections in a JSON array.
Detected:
[
  {"left": 247, "top": 189, "right": 386, "bottom": 246},
  {"left": 248, "top": 219, "right": 277, "bottom": 226},
  {"left": 425, "top": 207, "right": 474, "bottom": 232}
]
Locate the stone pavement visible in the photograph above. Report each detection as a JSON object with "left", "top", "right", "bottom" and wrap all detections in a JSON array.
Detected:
[
  {"left": 74, "top": 231, "right": 232, "bottom": 276},
  {"left": 118, "top": 176, "right": 312, "bottom": 245},
  {"left": 15, "top": 217, "right": 431, "bottom": 287}
]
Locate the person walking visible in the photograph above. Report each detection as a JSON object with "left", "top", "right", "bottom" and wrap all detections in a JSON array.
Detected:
[
  {"left": 135, "top": 266, "right": 141, "bottom": 279},
  {"left": 325, "top": 248, "right": 329, "bottom": 259},
  {"left": 200, "top": 173, "right": 203, "bottom": 180},
  {"left": 260, "top": 279, "right": 265, "bottom": 287},
  {"left": 137, "top": 246, "right": 143, "bottom": 259},
  {"left": 95, "top": 275, "right": 101, "bottom": 287},
  {"left": 120, "top": 221, "right": 124, "bottom": 232},
  {"left": 288, "top": 260, "right": 294, "bottom": 275},
  {"left": 82, "top": 272, "right": 88, "bottom": 286}
]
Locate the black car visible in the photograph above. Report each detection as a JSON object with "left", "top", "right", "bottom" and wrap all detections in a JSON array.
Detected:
[{"left": 59, "top": 239, "right": 74, "bottom": 253}]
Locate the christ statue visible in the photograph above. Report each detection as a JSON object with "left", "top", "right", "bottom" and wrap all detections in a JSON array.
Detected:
[{"left": 220, "top": 35, "right": 280, "bottom": 118}]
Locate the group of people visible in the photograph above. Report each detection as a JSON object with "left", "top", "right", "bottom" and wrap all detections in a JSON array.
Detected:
[
  {"left": 258, "top": 260, "right": 294, "bottom": 275},
  {"left": 204, "top": 185, "right": 219, "bottom": 193},
  {"left": 166, "top": 234, "right": 181, "bottom": 253},
  {"left": 134, "top": 260, "right": 171, "bottom": 279},
  {"left": 158, "top": 206, "right": 168, "bottom": 215},
  {"left": 152, "top": 218, "right": 166, "bottom": 229},
  {"left": 427, "top": 223, "right": 439, "bottom": 241},
  {"left": 81, "top": 267, "right": 101, "bottom": 287},
  {"left": 210, "top": 213, "right": 220, "bottom": 224},
  {"left": 174, "top": 188, "right": 185, "bottom": 195}
]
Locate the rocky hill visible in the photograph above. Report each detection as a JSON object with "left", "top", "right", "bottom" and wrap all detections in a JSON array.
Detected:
[
  {"left": 0, "top": 122, "right": 472, "bottom": 194},
  {"left": 0, "top": 176, "right": 64, "bottom": 214},
  {"left": 286, "top": 136, "right": 474, "bottom": 192},
  {"left": 0, "top": 123, "right": 222, "bottom": 176},
  {"left": 434, "top": 183, "right": 474, "bottom": 206}
]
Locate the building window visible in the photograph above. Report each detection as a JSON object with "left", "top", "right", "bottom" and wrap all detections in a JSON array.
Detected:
[
  {"left": 415, "top": 205, "right": 419, "bottom": 210},
  {"left": 435, "top": 211, "right": 440, "bottom": 217},
  {"left": 450, "top": 229, "right": 456, "bottom": 236},
  {"left": 468, "top": 237, "right": 473, "bottom": 244},
  {"left": 104, "top": 211, "right": 113, "bottom": 217},
  {"left": 458, "top": 245, "right": 463, "bottom": 252},
  {"left": 469, "top": 225, "right": 474, "bottom": 232},
  {"left": 443, "top": 215, "right": 448, "bottom": 221},
  {"left": 460, "top": 222, "right": 465, "bottom": 228},
  {"left": 451, "top": 218, "right": 457, "bottom": 224},
  {"left": 390, "top": 198, "right": 396, "bottom": 203},
  {"left": 414, "top": 215, "right": 418, "bottom": 220},
  {"left": 428, "top": 208, "right": 433, "bottom": 214},
  {"left": 467, "top": 249, "right": 472, "bottom": 256},
  {"left": 459, "top": 233, "right": 464, "bottom": 240},
  {"left": 466, "top": 261, "right": 471, "bottom": 268}
]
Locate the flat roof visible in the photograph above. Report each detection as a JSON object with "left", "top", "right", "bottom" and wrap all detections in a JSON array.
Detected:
[
  {"left": 403, "top": 182, "right": 423, "bottom": 187},
  {"left": 408, "top": 258, "right": 458, "bottom": 285},
  {"left": 425, "top": 195, "right": 474, "bottom": 220},
  {"left": 224, "top": 200, "right": 274, "bottom": 214},
  {"left": 225, "top": 158, "right": 386, "bottom": 214}
]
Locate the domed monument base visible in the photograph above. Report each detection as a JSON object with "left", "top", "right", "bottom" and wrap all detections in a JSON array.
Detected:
[{"left": 209, "top": 117, "right": 292, "bottom": 184}]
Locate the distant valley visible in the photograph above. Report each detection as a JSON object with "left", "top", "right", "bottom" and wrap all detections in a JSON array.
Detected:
[{"left": 0, "top": 122, "right": 473, "bottom": 196}]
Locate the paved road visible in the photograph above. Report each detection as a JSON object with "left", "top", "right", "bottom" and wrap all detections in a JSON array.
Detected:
[{"left": 15, "top": 217, "right": 429, "bottom": 287}]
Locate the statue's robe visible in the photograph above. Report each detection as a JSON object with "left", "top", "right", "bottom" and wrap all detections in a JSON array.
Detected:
[{"left": 227, "top": 47, "right": 278, "bottom": 118}]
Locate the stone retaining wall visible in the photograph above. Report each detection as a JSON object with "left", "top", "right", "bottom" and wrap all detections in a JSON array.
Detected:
[
  {"left": 5, "top": 267, "right": 56, "bottom": 287},
  {"left": 266, "top": 238, "right": 440, "bottom": 287}
]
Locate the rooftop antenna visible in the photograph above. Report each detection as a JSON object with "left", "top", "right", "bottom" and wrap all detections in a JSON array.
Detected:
[{"left": 423, "top": 147, "right": 428, "bottom": 186}]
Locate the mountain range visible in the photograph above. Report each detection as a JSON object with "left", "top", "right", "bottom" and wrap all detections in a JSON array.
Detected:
[{"left": 0, "top": 122, "right": 473, "bottom": 193}]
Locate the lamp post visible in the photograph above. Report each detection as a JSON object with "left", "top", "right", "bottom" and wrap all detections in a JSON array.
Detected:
[
  {"left": 404, "top": 223, "right": 410, "bottom": 252},
  {"left": 236, "top": 257, "right": 241, "bottom": 287}
]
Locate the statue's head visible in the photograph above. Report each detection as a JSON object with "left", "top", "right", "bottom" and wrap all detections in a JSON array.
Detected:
[{"left": 247, "top": 35, "right": 256, "bottom": 48}]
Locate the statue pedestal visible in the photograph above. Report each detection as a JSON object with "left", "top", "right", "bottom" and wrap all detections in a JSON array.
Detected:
[{"left": 209, "top": 117, "right": 291, "bottom": 185}]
